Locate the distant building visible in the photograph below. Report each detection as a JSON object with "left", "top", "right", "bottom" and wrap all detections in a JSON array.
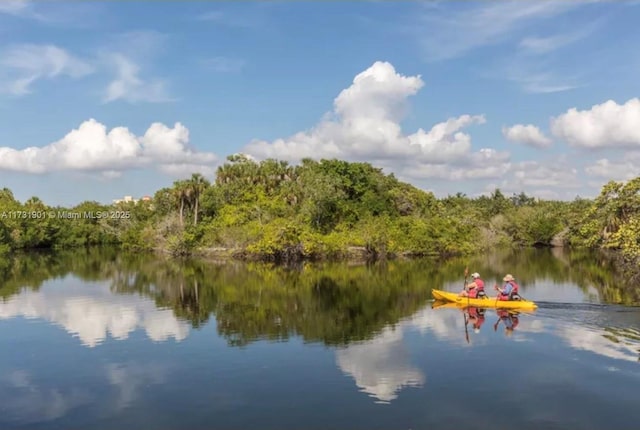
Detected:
[
  {"left": 112, "top": 195, "right": 137, "bottom": 204},
  {"left": 112, "top": 195, "right": 153, "bottom": 205}
]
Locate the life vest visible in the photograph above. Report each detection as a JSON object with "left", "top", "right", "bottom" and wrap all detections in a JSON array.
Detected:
[
  {"left": 468, "top": 279, "right": 485, "bottom": 298},
  {"left": 508, "top": 281, "right": 520, "bottom": 299},
  {"left": 498, "top": 281, "right": 520, "bottom": 300},
  {"left": 475, "top": 279, "right": 486, "bottom": 297}
]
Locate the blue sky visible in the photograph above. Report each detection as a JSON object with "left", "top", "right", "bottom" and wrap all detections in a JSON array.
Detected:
[{"left": 0, "top": 0, "right": 639, "bottom": 206}]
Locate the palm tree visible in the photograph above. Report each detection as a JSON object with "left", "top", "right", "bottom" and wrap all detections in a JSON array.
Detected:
[
  {"left": 189, "top": 173, "right": 210, "bottom": 226},
  {"left": 216, "top": 164, "right": 233, "bottom": 185},
  {"left": 173, "top": 180, "right": 190, "bottom": 226}
]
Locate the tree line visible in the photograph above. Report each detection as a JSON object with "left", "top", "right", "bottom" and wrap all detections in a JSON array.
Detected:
[{"left": 1, "top": 154, "right": 639, "bottom": 267}]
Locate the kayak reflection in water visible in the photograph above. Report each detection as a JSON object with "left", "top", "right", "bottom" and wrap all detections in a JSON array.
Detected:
[
  {"left": 466, "top": 307, "right": 486, "bottom": 334},
  {"left": 494, "top": 309, "right": 520, "bottom": 336}
]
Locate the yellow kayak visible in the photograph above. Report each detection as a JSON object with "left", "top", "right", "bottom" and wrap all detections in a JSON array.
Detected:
[{"left": 431, "top": 289, "right": 538, "bottom": 309}]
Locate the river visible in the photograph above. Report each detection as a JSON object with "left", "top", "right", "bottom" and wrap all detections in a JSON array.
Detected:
[{"left": 1, "top": 247, "right": 639, "bottom": 429}]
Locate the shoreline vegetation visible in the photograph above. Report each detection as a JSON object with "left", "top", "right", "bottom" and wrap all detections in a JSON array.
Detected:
[{"left": 1, "top": 155, "right": 639, "bottom": 271}]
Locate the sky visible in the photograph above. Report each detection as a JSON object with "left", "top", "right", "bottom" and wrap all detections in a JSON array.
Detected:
[{"left": 0, "top": 0, "right": 639, "bottom": 206}]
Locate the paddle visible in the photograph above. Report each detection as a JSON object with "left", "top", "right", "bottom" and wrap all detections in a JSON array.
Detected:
[
  {"left": 463, "top": 267, "right": 469, "bottom": 306},
  {"left": 494, "top": 309, "right": 505, "bottom": 331},
  {"left": 464, "top": 311, "right": 469, "bottom": 343},
  {"left": 463, "top": 267, "right": 469, "bottom": 343},
  {"left": 494, "top": 283, "right": 502, "bottom": 308}
]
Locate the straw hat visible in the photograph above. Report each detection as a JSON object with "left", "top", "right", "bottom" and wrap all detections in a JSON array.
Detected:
[{"left": 503, "top": 274, "right": 514, "bottom": 282}]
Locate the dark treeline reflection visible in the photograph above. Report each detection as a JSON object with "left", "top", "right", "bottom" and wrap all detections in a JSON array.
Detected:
[{"left": 1, "top": 247, "right": 639, "bottom": 347}]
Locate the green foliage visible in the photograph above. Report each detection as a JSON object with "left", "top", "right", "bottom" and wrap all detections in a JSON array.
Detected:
[
  {"left": 473, "top": 189, "right": 515, "bottom": 218},
  {"left": 199, "top": 156, "right": 496, "bottom": 259},
  {"left": 245, "top": 219, "right": 305, "bottom": 261},
  {"left": 503, "top": 204, "right": 565, "bottom": 246},
  {"left": 567, "top": 178, "right": 640, "bottom": 262},
  {"left": 1, "top": 155, "right": 640, "bottom": 271},
  {"left": 120, "top": 224, "right": 156, "bottom": 251},
  {"left": 167, "top": 230, "right": 198, "bottom": 256},
  {"left": 153, "top": 187, "right": 175, "bottom": 216},
  {"left": 300, "top": 229, "right": 347, "bottom": 259},
  {"left": 609, "top": 218, "right": 640, "bottom": 259}
]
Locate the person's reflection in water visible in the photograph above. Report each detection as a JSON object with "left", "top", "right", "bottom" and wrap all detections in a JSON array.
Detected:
[
  {"left": 494, "top": 309, "right": 519, "bottom": 336},
  {"left": 466, "top": 307, "right": 486, "bottom": 334}
]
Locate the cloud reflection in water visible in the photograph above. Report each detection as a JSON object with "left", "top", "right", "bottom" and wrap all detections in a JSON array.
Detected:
[
  {"left": 336, "top": 326, "right": 424, "bottom": 404},
  {"left": 0, "top": 279, "right": 190, "bottom": 347},
  {"left": 337, "top": 301, "right": 640, "bottom": 404},
  {"left": 0, "top": 370, "right": 92, "bottom": 425}
]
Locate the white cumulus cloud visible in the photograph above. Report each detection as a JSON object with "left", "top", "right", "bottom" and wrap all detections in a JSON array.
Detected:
[
  {"left": 502, "top": 124, "right": 553, "bottom": 148},
  {"left": 550, "top": 98, "right": 640, "bottom": 149},
  {"left": 491, "top": 159, "right": 581, "bottom": 199},
  {"left": 243, "top": 61, "right": 504, "bottom": 181},
  {"left": 509, "top": 160, "right": 580, "bottom": 188},
  {"left": 585, "top": 158, "right": 640, "bottom": 181},
  {"left": 400, "top": 148, "right": 511, "bottom": 182},
  {"left": 0, "top": 119, "right": 217, "bottom": 178}
]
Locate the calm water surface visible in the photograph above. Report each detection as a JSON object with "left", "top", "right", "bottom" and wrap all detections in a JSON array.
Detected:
[{"left": 1, "top": 247, "right": 640, "bottom": 429}]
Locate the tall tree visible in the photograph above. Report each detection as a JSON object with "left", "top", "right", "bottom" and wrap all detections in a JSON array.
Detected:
[
  {"left": 189, "top": 173, "right": 210, "bottom": 226},
  {"left": 173, "top": 180, "right": 190, "bottom": 226}
]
